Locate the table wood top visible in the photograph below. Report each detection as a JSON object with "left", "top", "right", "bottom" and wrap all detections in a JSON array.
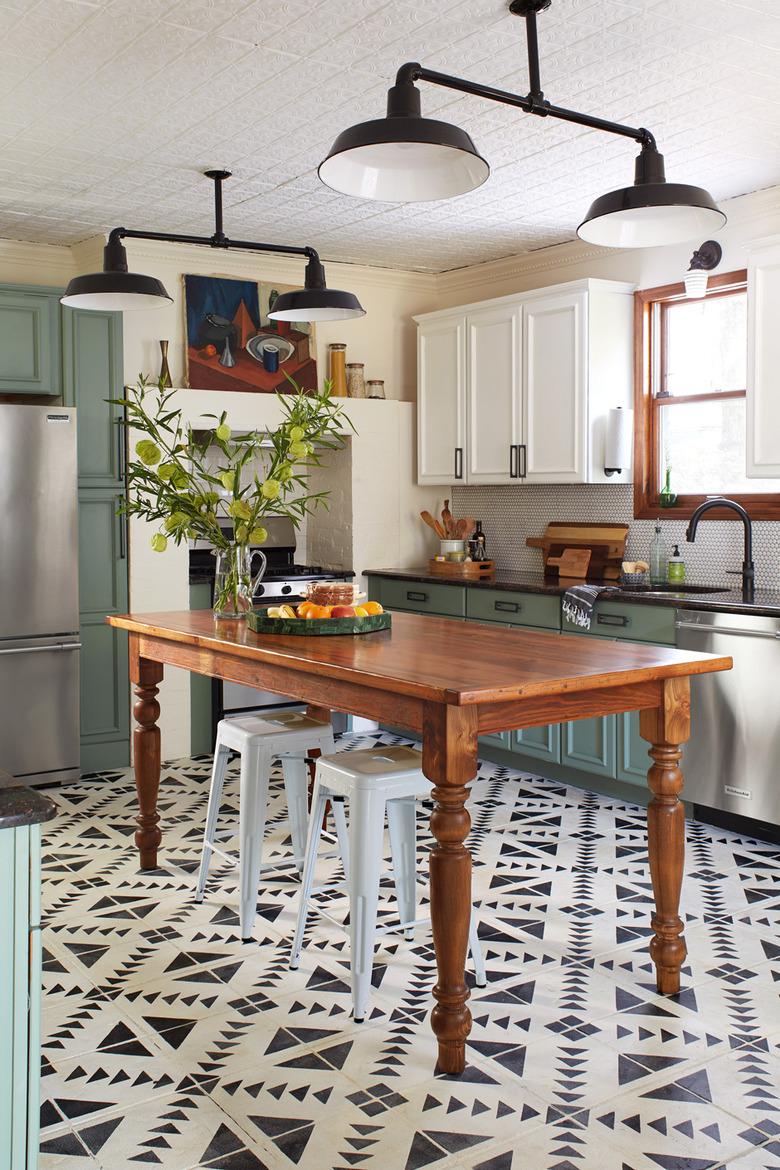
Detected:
[{"left": 109, "top": 609, "right": 732, "bottom": 707}]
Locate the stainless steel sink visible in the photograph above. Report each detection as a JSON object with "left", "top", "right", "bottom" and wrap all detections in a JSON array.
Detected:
[{"left": 618, "top": 583, "right": 730, "bottom": 595}]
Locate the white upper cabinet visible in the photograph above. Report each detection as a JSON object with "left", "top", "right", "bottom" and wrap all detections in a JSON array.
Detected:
[
  {"left": 522, "top": 290, "right": 587, "bottom": 483},
  {"left": 417, "top": 315, "right": 467, "bottom": 485},
  {"left": 747, "top": 237, "right": 780, "bottom": 478},
  {"left": 415, "top": 279, "right": 634, "bottom": 486},
  {"left": 467, "top": 304, "right": 522, "bottom": 484}
]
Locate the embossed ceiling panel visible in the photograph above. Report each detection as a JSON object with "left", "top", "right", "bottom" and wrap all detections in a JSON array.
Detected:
[{"left": 0, "top": 0, "right": 777, "bottom": 269}]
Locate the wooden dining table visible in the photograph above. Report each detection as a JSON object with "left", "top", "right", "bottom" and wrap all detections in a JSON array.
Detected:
[{"left": 108, "top": 608, "right": 732, "bottom": 1075}]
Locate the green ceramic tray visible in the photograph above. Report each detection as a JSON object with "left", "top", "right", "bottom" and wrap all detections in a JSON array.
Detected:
[{"left": 248, "top": 610, "right": 391, "bottom": 637}]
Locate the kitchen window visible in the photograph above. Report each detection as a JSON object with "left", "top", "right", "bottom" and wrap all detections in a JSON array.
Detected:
[{"left": 633, "top": 270, "right": 780, "bottom": 519}]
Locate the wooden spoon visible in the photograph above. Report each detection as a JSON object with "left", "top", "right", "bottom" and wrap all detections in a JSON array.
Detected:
[
  {"left": 420, "top": 510, "right": 446, "bottom": 539},
  {"left": 442, "top": 499, "right": 455, "bottom": 537},
  {"left": 455, "top": 517, "right": 475, "bottom": 540}
]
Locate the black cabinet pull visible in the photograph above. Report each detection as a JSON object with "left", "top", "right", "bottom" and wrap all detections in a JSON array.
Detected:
[
  {"left": 494, "top": 600, "right": 521, "bottom": 613},
  {"left": 454, "top": 447, "right": 463, "bottom": 480},
  {"left": 407, "top": 590, "right": 428, "bottom": 603},
  {"left": 116, "top": 420, "right": 126, "bottom": 479},
  {"left": 118, "top": 507, "right": 127, "bottom": 560},
  {"left": 519, "top": 443, "right": 527, "bottom": 478},
  {"left": 596, "top": 612, "right": 629, "bottom": 627},
  {"left": 510, "top": 444, "right": 518, "bottom": 478}
]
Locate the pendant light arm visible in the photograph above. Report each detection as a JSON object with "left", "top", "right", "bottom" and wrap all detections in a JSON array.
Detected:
[
  {"left": 106, "top": 226, "right": 317, "bottom": 263},
  {"left": 392, "top": 62, "right": 656, "bottom": 150}
]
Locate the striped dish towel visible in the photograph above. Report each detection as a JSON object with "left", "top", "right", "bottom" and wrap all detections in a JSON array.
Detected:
[{"left": 562, "top": 584, "right": 618, "bottom": 631}]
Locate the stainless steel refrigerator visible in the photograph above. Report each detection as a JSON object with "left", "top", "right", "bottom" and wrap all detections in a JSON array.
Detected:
[{"left": 0, "top": 405, "right": 80, "bottom": 786}]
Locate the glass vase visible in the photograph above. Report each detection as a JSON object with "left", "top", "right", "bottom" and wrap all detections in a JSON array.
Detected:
[
  {"left": 659, "top": 466, "right": 678, "bottom": 508},
  {"left": 213, "top": 546, "right": 266, "bottom": 619}
]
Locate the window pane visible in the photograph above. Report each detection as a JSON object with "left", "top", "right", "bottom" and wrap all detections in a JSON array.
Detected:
[
  {"left": 660, "top": 397, "right": 778, "bottom": 494},
  {"left": 663, "top": 293, "right": 746, "bottom": 396}
]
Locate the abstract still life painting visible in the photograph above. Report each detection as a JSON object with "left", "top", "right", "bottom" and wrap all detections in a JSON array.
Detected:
[{"left": 184, "top": 274, "right": 317, "bottom": 393}]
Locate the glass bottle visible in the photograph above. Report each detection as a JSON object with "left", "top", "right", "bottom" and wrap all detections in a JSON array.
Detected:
[
  {"left": 649, "top": 520, "right": 666, "bottom": 585},
  {"left": 328, "top": 343, "right": 347, "bottom": 397},
  {"left": 659, "top": 466, "right": 678, "bottom": 508},
  {"left": 346, "top": 362, "right": 366, "bottom": 399},
  {"left": 367, "top": 379, "right": 385, "bottom": 399},
  {"left": 469, "top": 520, "right": 487, "bottom": 561}
]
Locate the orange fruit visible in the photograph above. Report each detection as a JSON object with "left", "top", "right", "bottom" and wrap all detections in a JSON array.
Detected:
[
  {"left": 306, "top": 604, "right": 332, "bottom": 619},
  {"left": 297, "top": 601, "right": 314, "bottom": 617},
  {"left": 362, "top": 601, "right": 383, "bottom": 615}
]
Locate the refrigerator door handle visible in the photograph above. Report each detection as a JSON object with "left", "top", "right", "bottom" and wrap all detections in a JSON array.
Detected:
[{"left": 0, "top": 642, "right": 81, "bottom": 655}]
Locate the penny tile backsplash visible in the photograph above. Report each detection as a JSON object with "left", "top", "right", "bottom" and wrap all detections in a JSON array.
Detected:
[{"left": 450, "top": 483, "right": 780, "bottom": 589}]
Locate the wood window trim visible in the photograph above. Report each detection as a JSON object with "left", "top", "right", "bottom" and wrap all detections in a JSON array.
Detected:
[{"left": 633, "top": 269, "right": 780, "bottom": 521}]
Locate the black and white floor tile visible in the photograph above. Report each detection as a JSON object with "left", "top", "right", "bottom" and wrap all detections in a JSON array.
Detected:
[{"left": 39, "top": 733, "right": 780, "bottom": 1169}]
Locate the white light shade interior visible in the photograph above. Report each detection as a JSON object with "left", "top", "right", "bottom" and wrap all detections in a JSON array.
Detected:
[
  {"left": 605, "top": 406, "right": 633, "bottom": 471},
  {"left": 578, "top": 203, "right": 726, "bottom": 248},
  {"left": 60, "top": 291, "right": 171, "bottom": 310},
  {"left": 268, "top": 305, "right": 364, "bottom": 322},
  {"left": 684, "top": 268, "right": 709, "bottom": 298},
  {"left": 319, "top": 141, "right": 489, "bottom": 202}
]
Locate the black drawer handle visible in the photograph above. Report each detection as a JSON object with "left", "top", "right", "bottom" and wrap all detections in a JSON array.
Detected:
[
  {"left": 407, "top": 590, "right": 428, "bottom": 603},
  {"left": 509, "top": 445, "right": 518, "bottom": 479},
  {"left": 494, "top": 600, "right": 521, "bottom": 613},
  {"left": 454, "top": 447, "right": 463, "bottom": 480},
  {"left": 596, "top": 613, "right": 629, "bottom": 627}
]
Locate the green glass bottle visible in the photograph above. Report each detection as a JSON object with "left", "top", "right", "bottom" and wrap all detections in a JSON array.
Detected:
[{"left": 659, "top": 466, "right": 678, "bottom": 508}]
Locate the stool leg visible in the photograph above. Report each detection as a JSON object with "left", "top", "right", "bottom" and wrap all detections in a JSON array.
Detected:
[
  {"left": 468, "top": 910, "right": 487, "bottom": 988},
  {"left": 239, "top": 745, "right": 271, "bottom": 941},
  {"left": 350, "top": 787, "right": 386, "bottom": 1022},
  {"left": 331, "top": 797, "right": 350, "bottom": 881},
  {"left": 195, "top": 741, "right": 231, "bottom": 902},
  {"left": 280, "top": 755, "right": 309, "bottom": 872},
  {"left": 290, "top": 781, "right": 328, "bottom": 970},
  {"left": 387, "top": 796, "right": 417, "bottom": 941}
]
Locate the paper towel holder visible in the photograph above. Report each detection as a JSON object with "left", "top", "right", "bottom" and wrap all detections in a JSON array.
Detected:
[{"left": 604, "top": 406, "right": 633, "bottom": 477}]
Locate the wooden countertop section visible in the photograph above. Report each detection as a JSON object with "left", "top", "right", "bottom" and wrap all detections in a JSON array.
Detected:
[{"left": 109, "top": 609, "right": 732, "bottom": 707}]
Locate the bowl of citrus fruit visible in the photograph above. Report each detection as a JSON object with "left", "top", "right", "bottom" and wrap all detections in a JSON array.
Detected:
[{"left": 247, "top": 585, "right": 389, "bottom": 637}]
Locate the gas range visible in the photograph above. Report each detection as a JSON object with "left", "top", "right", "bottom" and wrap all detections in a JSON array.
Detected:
[{"left": 255, "top": 564, "right": 353, "bottom": 603}]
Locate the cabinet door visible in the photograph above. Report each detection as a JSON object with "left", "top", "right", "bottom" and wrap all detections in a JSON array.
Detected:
[
  {"left": 63, "top": 307, "right": 124, "bottom": 486},
  {"left": 561, "top": 715, "right": 616, "bottom": 778},
  {"left": 0, "top": 288, "right": 60, "bottom": 395},
  {"left": 417, "top": 316, "right": 467, "bottom": 485},
  {"left": 512, "top": 721, "right": 561, "bottom": 765},
  {"left": 523, "top": 290, "right": 587, "bottom": 483},
  {"left": 467, "top": 305, "right": 522, "bottom": 484},
  {"left": 78, "top": 488, "right": 130, "bottom": 771},
  {"left": 747, "top": 239, "right": 780, "bottom": 477},
  {"left": 616, "top": 711, "right": 649, "bottom": 787}
]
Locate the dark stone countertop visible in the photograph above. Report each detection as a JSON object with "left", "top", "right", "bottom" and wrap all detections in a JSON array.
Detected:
[
  {"left": 0, "top": 770, "right": 57, "bottom": 830},
  {"left": 364, "top": 568, "right": 780, "bottom": 618}
]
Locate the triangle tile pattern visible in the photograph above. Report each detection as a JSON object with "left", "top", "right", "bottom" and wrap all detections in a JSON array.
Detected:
[{"left": 38, "top": 734, "right": 780, "bottom": 1169}]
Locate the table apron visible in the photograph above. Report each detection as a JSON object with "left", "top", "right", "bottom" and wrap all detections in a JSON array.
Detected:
[
  {"left": 477, "top": 680, "right": 662, "bottom": 735},
  {"left": 132, "top": 632, "right": 425, "bottom": 733}
]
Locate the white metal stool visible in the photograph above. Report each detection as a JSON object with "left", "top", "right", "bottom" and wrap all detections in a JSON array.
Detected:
[
  {"left": 195, "top": 710, "right": 344, "bottom": 939},
  {"left": 290, "top": 744, "right": 486, "bottom": 1021}
]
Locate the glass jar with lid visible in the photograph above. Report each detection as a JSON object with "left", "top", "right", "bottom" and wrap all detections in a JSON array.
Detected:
[
  {"left": 346, "top": 362, "right": 366, "bottom": 399},
  {"left": 328, "top": 343, "right": 347, "bottom": 397},
  {"left": 367, "top": 379, "right": 385, "bottom": 399}
]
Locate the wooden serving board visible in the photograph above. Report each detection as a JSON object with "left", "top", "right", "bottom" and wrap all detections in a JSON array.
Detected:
[
  {"left": 248, "top": 610, "right": 391, "bottom": 637},
  {"left": 527, "top": 522, "right": 629, "bottom": 581},
  {"left": 427, "top": 559, "right": 495, "bottom": 580}
]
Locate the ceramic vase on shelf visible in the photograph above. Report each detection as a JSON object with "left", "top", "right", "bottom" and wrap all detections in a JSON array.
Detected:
[
  {"left": 158, "top": 340, "right": 172, "bottom": 389},
  {"left": 328, "top": 343, "right": 347, "bottom": 397},
  {"left": 213, "top": 547, "right": 266, "bottom": 619},
  {"left": 346, "top": 362, "right": 366, "bottom": 398},
  {"left": 367, "top": 379, "right": 385, "bottom": 399}
]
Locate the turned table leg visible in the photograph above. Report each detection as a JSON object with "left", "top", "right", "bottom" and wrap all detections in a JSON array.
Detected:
[
  {"left": 422, "top": 703, "right": 479, "bottom": 1075},
  {"left": 130, "top": 638, "right": 164, "bottom": 870},
  {"left": 639, "top": 677, "right": 691, "bottom": 995}
]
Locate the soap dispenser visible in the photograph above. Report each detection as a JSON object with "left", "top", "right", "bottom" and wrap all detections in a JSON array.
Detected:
[
  {"left": 649, "top": 521, "right": 666, "bottom": 585},
  {"left": 667, "top": 544, "right": 686, "bottom": 584}
]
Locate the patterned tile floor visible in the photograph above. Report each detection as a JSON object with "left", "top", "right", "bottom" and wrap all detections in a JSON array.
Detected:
[{"left": 38, "top": 732, "right": 780, "bottom": 1170}]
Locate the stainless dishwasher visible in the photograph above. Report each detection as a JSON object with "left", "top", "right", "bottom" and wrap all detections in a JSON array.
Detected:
[{"left": 675, "top": 609, "right": 780, "bottom": 826}]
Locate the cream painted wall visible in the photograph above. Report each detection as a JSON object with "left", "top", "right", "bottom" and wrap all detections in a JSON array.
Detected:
[{"left": 0, "top": 238, "right": 74, "bottom": 289}]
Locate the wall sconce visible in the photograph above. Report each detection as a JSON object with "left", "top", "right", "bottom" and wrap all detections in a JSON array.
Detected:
[{"left": 684, "top": 239, "right": 723, "bottom": 299}]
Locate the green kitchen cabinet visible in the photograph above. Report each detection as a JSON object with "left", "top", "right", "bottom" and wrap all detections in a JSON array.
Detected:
[
  {"left": 616, "top": 711, "right": 651, "bottom": 785},
  {"left": 561, "top": 714, "right": 616, "bottom": 778},
  {"left": 0, "top": 778, "right": 56, "bottom": 1170},
  {"left": 512, "top": 721, "right": 561, "bottom": 765},
  {"left": 63, "top": 305, "right": 129, "bottom": 773},
  {"left": 190, "top": 582, "right": 214, "bottom": 757},
  {"left": 0, "top": 286, "right": 61, "bottom": 396},
  {"left": 63, "top": 307, "right": 125, "bottom": 485},
  {"left": 77, "top": 488, "right": 129, "bottom": 772}
]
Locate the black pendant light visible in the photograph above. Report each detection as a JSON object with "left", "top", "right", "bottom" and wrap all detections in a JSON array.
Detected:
[
  {"left": 318, "top": 78, "right": 489, "bottom": 202},
  {"left": 61, "top": 235, "right": 172, "bottom": 310},
  {"left": 268, "top": 255, "right": 365, "bottom": 321},
  {"left": 577, "top": 144, "right": 726, "bottom": 248},
  {"left": 62, "top": 171, "right": 365, "bottom": 320},
  {"left": 319, "top": 0, "right": 725, "bottom": 249}
]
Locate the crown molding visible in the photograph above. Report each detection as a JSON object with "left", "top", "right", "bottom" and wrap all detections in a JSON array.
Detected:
[{"left": 0, "top": 236, "right": 75, "bottom": 276}]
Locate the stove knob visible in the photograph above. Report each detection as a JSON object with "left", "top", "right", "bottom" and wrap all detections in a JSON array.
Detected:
[
  {"left": 255, "top": 584, "right": 265, "bottom": 597},
  {"left": 281, "top": 584, "right": 292, "bottom": 595}
]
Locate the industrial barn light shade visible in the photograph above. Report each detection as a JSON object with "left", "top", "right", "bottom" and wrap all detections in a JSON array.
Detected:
[
  {"left": 320, "top": 0, "right": 725, "bottom": 248},
  {"left": 61, "top": 171, "right": 365, "bottom": 321}
]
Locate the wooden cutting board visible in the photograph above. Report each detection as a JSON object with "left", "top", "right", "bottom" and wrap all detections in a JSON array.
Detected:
[{"left": 526, "top": 522, "right": 629, "bottom": 581}]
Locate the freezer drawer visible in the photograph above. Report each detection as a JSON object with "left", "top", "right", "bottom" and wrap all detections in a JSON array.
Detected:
[{"left": 0, "top": 638, "right": 80, "bottom": 783}]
